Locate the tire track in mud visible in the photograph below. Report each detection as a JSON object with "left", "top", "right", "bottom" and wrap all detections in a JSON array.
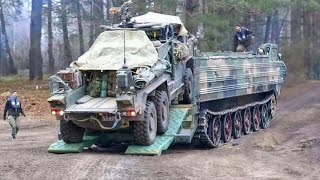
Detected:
[
  {"left": 277, "top": 84, "right": 320, "bottom": 112},
  {"left": 270, "top": 83, "right": 320, "bottom": 130},
  {"left": 69, "top": 154, "right": 137, "bottom": 180}
]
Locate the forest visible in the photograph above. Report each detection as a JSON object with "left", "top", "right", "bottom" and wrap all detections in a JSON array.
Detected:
[{"left": 0, "top": 0, "right": 319, "bottom": 80}]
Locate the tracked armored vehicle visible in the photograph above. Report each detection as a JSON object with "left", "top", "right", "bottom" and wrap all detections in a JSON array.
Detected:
[{"left": 193, "top": 43, "right": 286, "bottom": 147}]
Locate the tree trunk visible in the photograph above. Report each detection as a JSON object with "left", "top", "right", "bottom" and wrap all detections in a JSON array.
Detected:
[
  {"left": 277, "top": 9, "right": 290, "bottom": 48},
  {"left": 0, "top": 32, "right": 6, "bottom": 75},
  {"left": 147, "top": 0, "right": 152, "bottom": 11},
  {"left": 29, "top": 0, "right": 43, "bottom": 80},
  {"left": 303, "top": 11, "right": 312, "bottom": 79},
  {"left": 0, "top": 0, "right": 17, "bottom": 75},
  {"left": 315, "top": 12, "right": 320, "bottom": 79},
  {"left": 291, "top": 1, "right": 302, "bottom": 43},
  {"left": 75, "top": 0, "right": 85, "bottom": 55},
  {"left": 310, "top": 12, "right": 320, "bottom": 79},
  {"left": 175, "top": 0, "right": 186, "bottom": 24},
  {"left": 48, "top": 0, "right": 55, "bottom": 75},
  {"left": 253, "top": 15, "right": 263, "bottom": 49},
  {"left": 61, "top": 0, "right": 73, "bottom": 67},
  {"left": 271, "top": 10, "right": 280, "bottom": 45},
  {"left": 89, "top": 0, "right": 94, "bottom": 46},
  {"left": 202, "top": 0, "right": 208, "bottom": 14},
  {"left": 93, "top": 0, "right": 104, "bottom": 39},
  {"left": 264, "top": 16, "right": 271, "bottom": 43},
  {"left": 106, "top": 0, "right": 110, "bottom": 21}
]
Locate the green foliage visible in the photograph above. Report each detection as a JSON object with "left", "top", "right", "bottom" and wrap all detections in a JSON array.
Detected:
[
  {"left": 302, "top": 0, "right": 320, "bottom": 12},
  {"left": 185, "top": 0, "right": 293, "bottom": 51}
]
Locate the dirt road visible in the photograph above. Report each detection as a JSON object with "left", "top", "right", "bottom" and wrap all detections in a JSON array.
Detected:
[{"left": 0, "top": 81, "right": 320, "bottom": 180}]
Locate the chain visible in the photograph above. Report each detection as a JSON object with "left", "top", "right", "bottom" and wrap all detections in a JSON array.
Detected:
[{"left": 196, "top": 94, "right": 273, "bottom": 148}]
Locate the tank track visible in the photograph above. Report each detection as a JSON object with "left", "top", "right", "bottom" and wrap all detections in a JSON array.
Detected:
[{"left": 196, "top": 95, "right": 273, "bottom": 148}]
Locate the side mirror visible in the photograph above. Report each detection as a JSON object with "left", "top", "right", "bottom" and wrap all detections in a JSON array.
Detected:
[{"left": 278, "top": 53, "right": 282, "bottom": 60}]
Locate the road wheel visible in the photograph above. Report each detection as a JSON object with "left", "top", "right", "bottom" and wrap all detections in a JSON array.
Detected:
[
  {"left": 252, "top": 105, "right": 261, "bottom": 132},
  {"left": 221, "top": 113, "right": 232, "bottom": 143},
  {"left": 261, "top": 104, "right": 270, "bottom": 129},
  {"left": 232, "top": 110, "right": 242, "bottom": 139},
  {"left": 208, "top": 116, "right": 221, "bottom": 148},
  {"left": 270, "top": 94, "right": 277, "bottom": 118},
  {"left": 133, "top": 101, "right": 157, "bottom": 145},
  {"left": 179, "top": 68, "right": 193, "bottom": 104},
  {"left": 60, "top": 120, "right": 85, "bottom": 143},
  {"left": 155, "top": 91, "right": 169, "bottom": 134},
  {"left": 242, "top": 108, "right": 252, "bottom": 135}
]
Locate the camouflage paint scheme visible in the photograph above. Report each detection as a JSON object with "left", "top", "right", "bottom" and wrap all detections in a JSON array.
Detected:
[{"left": 193, "top": 43, "right": 286, "bottom": 108}]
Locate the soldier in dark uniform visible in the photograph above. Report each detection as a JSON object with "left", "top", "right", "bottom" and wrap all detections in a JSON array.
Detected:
[
  {"left": 233, "top": 24, "right": 255, "bottom": 52},
  {"left": 3, "top": 91, "right": 26, "bottom": 140}
]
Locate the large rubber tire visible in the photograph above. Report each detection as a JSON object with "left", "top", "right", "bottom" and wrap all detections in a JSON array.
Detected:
[
  {"left": 179, "top": 68, "right": 193, "bottom": 104},
  {"left": 133, "top": 101, "right": 157, "bottom": 145},
  {"left": 60, "top": 120, "right": 85, "bottom": 143},
  {"left": 155, "top": 91, "right": 169, "bottom": 134}
]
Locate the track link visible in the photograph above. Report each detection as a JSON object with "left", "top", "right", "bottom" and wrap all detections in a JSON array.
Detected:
[{"left": 197, "top": 95, "right": 274, "bottom": 148}]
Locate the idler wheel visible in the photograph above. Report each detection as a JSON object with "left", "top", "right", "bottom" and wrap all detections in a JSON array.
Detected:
[{"left": 208, "top": 116, "right": 221, "bottom": 147}]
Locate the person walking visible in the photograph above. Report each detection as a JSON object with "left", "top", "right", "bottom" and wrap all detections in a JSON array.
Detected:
[{"left": 3, "top": 90, "right": 26, "bottom": 140}]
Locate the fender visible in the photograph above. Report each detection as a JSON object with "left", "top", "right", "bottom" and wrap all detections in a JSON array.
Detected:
[{"left": 135, "top": 76, "right": 167, "bottom": 112}]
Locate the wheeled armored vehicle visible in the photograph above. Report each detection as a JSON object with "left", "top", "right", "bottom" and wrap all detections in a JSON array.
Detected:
[{"left": 48, "top": 12, "right": 197, "bottom": 146}]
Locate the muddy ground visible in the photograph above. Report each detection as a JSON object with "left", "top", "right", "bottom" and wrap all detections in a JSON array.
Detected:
[{"left": 0, "top": 81, "right": 320, "bottom": 180}]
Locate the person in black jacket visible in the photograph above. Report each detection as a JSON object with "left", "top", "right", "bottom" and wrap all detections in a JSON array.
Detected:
[
  {"left": 233, "top": 24, "right": 255, "bottom": 52},
  {"left": 3, "top": 91, "right": 26, "bottom": 140}
]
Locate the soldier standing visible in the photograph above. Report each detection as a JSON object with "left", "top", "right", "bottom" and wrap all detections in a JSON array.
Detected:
[
  {"left": 3, "top": 90, "right": 26, "bottom": 140},
  {"left": 233, "top": 24, "right": 255, "bottom": 52}
]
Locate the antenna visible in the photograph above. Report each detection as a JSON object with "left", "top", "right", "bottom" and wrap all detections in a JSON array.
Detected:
[
  {"left": 119, "top": 0, "right": 132, "bottom": 69},
  {"left": 123, "top": 19, "right": 127, "bottom": 69}
]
